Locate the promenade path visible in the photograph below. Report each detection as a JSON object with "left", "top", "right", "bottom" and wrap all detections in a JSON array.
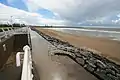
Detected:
[{"left": 30, "top": 30, "right": 98, "bottom": 80}]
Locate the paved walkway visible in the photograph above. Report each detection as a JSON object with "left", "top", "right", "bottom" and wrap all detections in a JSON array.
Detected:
[{"left": 30, "top": 30, "right": 98, "bottom": 80}]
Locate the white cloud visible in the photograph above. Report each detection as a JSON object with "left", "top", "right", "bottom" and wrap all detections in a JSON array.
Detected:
[
  {"left": 23, "top": 0, "right": 120, "bottom": 26},
  {"left": 0, "top": 3, "right": 66, "bottom": 26},
  {"left": 1, "top": 0, "right": 120, "bottom": 26}
]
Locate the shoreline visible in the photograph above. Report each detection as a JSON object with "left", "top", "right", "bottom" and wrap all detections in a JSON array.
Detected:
[
  {"left": 50, "top": 28, "right": 120, "bottom": 41},
  {"left": 36, "top": 28, "right": 120, "bottom": 65}
]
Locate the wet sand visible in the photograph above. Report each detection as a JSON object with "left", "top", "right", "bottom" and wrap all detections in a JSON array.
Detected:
[
  {"left": 30, "top": 30, "right": 98, "bottom": 80},
  {"left": 83, "top": 27, "right": 120, "bottom": 31},
  {"left": 37, "top": 28, "right": 120, "bottom": 64}
]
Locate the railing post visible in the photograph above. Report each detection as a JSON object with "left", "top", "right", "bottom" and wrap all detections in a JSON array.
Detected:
[
  {"left": 16, "top": 52, "right": 21, "bottom": 67},
  {"left": 4, "top": 30, "right": 7, "bottom": 38}
]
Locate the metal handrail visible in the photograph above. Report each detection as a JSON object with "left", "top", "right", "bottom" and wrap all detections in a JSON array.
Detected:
[
  {"left": 0, "top": 27, "right": 28, "bottom": 42},
  {"left": 21, "top": 45, "right": 33, "bottom": 80},
  {"left": 0, "top": 28, "right": 13, "bottom": 41}
]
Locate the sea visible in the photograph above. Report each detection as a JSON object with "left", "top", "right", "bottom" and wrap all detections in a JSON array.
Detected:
[{"left": 49, "top": 28, "right": 120, "bottom": 41}]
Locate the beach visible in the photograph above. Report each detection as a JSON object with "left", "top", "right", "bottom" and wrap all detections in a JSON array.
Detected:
[{"left": 36, "top": 28, "right": 120, "bottom": 65}]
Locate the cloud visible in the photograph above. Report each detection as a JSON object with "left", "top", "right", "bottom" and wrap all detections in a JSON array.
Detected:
[
  {"left": 23, "top": 0, "right": 120, "bottom": 26},
  {"left": 0, "top": 3, "right": 66, "bottom": 26},
  {"left": 1, "top": 0, "right": 120, "bottom": 26}
]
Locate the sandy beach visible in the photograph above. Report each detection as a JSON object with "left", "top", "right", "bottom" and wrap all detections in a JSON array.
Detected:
[{"left": 36, "top": 28, "right": 120, "bottom": 65}]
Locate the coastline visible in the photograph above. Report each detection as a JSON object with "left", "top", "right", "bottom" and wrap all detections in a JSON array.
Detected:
[{"left": 36, "top": 28, "right": 120, "bottom": 65}]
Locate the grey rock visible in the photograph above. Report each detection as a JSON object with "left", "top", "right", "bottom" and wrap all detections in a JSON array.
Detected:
[
  {"left": 116, "top": 73, "right": 120, "bottom": 77},
  {"left": 96, "top": 60, "right": 106, "bottom": 69},
  {"left": 76, "top": 57, "right": 85, "bottom": 66},
  {"left": 107, "top": 73, "right": 119, "bottom": 80},
  {"left": 106, "top": 69, "right": 116, "bottom": 76},
  {"left": 86, "top": 60, "right": 96, "bottom": 68},
  {"left": 85, "top": 64, "right": 95, "bottom": 72}
]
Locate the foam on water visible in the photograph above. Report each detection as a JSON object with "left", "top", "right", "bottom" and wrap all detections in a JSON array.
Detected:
[{"left": 50, "top": 28, "right": 120, "bottom": 41}]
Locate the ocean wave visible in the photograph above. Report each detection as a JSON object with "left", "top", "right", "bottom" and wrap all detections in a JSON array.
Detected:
[{"left": 50, "top": 28, "right": 120, "bottom": 41}]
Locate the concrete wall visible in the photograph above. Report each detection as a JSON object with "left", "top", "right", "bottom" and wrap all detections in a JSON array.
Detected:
[
  {"left": 0, "top": 36, "right": 14, "bottom": 69},
  {"left": 13, "top": 34, "right": 28, "bottom": 52},
  {"left": 0, "top": 34, "right": 28, "bottom": 69}
]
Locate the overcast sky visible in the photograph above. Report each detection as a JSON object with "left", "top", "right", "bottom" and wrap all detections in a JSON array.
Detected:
[{"left": 0, "top": 0, "right": 120, "bottom": 26}]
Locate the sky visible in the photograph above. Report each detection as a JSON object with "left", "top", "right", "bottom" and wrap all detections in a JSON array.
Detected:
[{"left": 0, "top": 0, "right": 120, "bottom": 26}]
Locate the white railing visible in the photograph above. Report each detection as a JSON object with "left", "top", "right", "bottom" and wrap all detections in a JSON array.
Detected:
[
  {"left": 0, "top": 27, "right": 28, "bottom": 42},
  {"left": 22, "top": 45, "right": 33, "bottom": 80},
  {"left": 0, "top": 29, "right": 9, "bottom": 40},
  {"left": 16, "top": 52, "right": 23, "bottom": 67},
  {"left": 14, "top": 27, "right": 28, "bottom": 34},
  {"left": 16, "top": 45, "right": 33, "bottom": 80},
  {"left": 0, "top": 31, "right": 6, "bottom": 41},
  {"left": 0, "top": 28, "right": 14, "bottom": 41}
]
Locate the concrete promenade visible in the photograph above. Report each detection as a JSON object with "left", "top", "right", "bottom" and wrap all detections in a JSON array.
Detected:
[{"left": 30, "top": 30, "right": 98, "bottom": 80}]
